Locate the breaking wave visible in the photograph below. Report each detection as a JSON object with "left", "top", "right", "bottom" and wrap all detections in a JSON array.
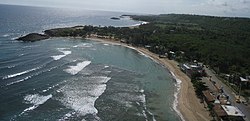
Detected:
[
  {"left": 170, "top": 71, "right": 185, "bottom": 121},
  {"left": 51, "top": 48, "right": 71, "bottom": 60},
  {"left": 58, "top": 76, "right": 111, "bottom": 118},
  {"left": 64, "top": 61, "right": 91, "bottom": 75},
  {"left": 20, "top": 94, "right": 52, "bottom": 115},
  {"left": 2, "top": 66, "right": 41, "bottom": 80},
  {"left": 2, "top": 34, "right": 10, "bottom": 37},
  {"left": 73, "top": 43, "right": 93, "bottom": 48},
  {"left": 6, "top": 66, "right": 58, "bottom": 86}
]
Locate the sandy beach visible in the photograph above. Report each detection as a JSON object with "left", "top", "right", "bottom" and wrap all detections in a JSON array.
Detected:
[{"left": 86, "top": 36, "right": 212, "bottom": 121}]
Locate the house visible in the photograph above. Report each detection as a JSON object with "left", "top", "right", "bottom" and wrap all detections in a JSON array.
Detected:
[
  {"left": 180, "top": 63, "right": 205, "bottom": 78},
  {"left": 212, "top": 104, "right": 245, "bottom": 121},
  {"left": 213, "top": 104, "right": 227, "bottom": 120},
  {"left": 203, "top": 90, "right": 215, "bottom": 103},
  {"left": 168, "top": 51, "right": 176, "bottom": 59},
  {"left": 220, "top": 105, "right": 245, "bottom": 121}
]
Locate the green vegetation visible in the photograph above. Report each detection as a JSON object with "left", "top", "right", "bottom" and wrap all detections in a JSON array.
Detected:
[
  {"left": 22, "top": 14, "right": 250, "bottom": 79},
  {"left": 130, "top": 14, "right": 250, "bottom": 76},
  {"left": 191, "top": 78, "right": 208, "bottom": 99}
]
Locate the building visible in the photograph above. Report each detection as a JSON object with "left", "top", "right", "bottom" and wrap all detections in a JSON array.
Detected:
[
  {"left": 180, "top": 63, "right": 205, "bottom": 78},
  {"left": 220, "top": 105, "right": 245, "bottom": 121}
]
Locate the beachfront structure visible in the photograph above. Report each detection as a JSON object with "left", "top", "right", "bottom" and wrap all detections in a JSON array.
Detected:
[
  {"left": 202, "top": 86, "right": 245, "bottom": 120},
  {"left": 180, "top": 63, "right": 205, "bottom": 78},
  {"left": 202, "top": 90, "right": 215, "bottom": 103},
  {"left": 168, "top": 51, "right": 175, "bottom": 59},
  {"left": 212, "top": 104, "right": 245, "bottom": 121},
  {"left": 221, "top": 105, "right": 245, "bottom": 121},
  {"left": 240, "top": 77, "right": 249, "bottom": 85}
]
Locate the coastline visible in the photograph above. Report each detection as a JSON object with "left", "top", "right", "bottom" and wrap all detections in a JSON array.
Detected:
[{"left": 86, "top": 36, "right": 212, "bottom": 121}]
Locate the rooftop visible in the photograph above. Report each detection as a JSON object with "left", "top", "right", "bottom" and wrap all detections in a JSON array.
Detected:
[
  {"left": 202, "top": 90, "right": 215, "bottom": 102},
  {"left": 221, "top": 105, "right": 245, "bottom": 117}
]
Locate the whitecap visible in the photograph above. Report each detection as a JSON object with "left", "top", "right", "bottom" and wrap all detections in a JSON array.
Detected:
[
  {"left": 7, "top": 65, "right": 16, "bottom": 69},
  {"left": 6, "top": 66, "right": 58, "bottom": 86},
  {"left": 51, "top": 48, "right": 71, "bottom": 60},
  {"left": 2, "top": 34, "right": 10, "bottom": 37},
  {"left": 22, "top": 45, "right": 40, "bottom": 49},
  {"left": 2, "top": 66, "right": 41, "bottom": 79},
  {"left": 6, "top": 76, "right": 31, "bottom": 86},
  {"left": 103, "top": 43, "right": 109, "bottom": 46},
  {"left": 20, "top": 94, "right": 52, "bottom": 115},
  {"left": 59, "top": 50, "right": 71, "bottom": 55},
  {"left": 51, "top": 55, "right": 66, "bottom": 60},
  {"left": 18, "top": 54, "right": 25, "bottom": 57},
  {"left": 73, "top": 43, "right": 93, "bottom": 48},
  {"left": 64, "top": 61, "right": 91, "bottom": 75},
  {"left": 42, "top": 83, "right": 60, "bottom": 93}
]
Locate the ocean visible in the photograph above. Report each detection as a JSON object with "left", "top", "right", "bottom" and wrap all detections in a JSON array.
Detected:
[{"left": 0, "top": 4, "right": 182, "bottom": 121}]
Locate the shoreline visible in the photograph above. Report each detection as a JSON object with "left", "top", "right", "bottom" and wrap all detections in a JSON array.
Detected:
[{"left": 86, "top": 36, "right": 212, "bottom": 121}]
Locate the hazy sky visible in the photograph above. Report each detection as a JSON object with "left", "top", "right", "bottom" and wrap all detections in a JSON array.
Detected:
[{"left": 1, "top": 0, "right": 250, "bottom": 17}]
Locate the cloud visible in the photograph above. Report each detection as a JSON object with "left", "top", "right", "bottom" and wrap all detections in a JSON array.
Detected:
[
  {"left": 189, "top": 0, "right": 250, "bottom": 17},
  {"left": 0, "top": 0, "right": 249, "bottom": 17}
]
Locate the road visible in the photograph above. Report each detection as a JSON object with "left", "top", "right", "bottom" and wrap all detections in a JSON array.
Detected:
[{"left": 204, "top": 67, "right": 250, "bottom": 121}]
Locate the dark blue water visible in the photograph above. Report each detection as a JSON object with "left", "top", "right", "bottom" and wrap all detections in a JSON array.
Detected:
[{"left": 0, "top": 4, "right": 182, "bottom": 121}]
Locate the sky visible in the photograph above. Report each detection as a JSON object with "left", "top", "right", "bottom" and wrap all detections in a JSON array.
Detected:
[{"left": 0, "top": 0, "right": 250, "bottom": 17}]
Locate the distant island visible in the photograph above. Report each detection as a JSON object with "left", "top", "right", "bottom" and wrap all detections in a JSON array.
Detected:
[
  {"left": 110, "top": 17, "right": 120, "bottom": 20},
  {"left": 17, "top": 14, "right": 250, "bottom": 83}
]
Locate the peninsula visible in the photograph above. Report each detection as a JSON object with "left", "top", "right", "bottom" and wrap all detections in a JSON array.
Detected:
[
  {"left": 17, "top": 14, "right": 250, "bottom": 77},
  {"left": 17, "top": 14, "right": 250, "bottom": 121}
]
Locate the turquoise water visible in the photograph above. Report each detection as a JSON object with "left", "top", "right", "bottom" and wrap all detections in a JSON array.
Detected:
[{"left": 0, "top": 4, "right": 181, "bottom": 121}]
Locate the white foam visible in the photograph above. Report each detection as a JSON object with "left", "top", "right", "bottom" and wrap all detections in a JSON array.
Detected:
[
  {"left": 2, "top": 67, "right": 40, "bottom": 79},
  {"left": 138, "top": 51, "right": 149, "bottom": 57},
  {"left": 126, "top": 46, "right": 136, "bottom": 50},
  {"left": 142, "top": 109, "right": 149, "bottom": 121},
  {"left": 6, "top": 66, "right": 58, "bottom": 86},
  {"left": 59, "top": 76, "right": 111, "bottom": 116},
  {"left": 138, "top": 89, "right": 156, "bottom": 121},
  {"left": 103, "top": 43, "right": 109, "bottom": 46},
  {"left": 121, "top": 44, "right": 157, "bottom": 63},
  {"left": 73, "top": 43, "right": 93, "bottom": 48},
  {"left": 130, "top": 21, "right": 149, "bottom": 27},
  {"left": 42, "top": 83, "right": 60, "bottom": 93},
  {"left": 59, "top": 50, "right": 71, "bottom": 55},
  {"left": 148, "top": 111, "right": 157, "bottom": 121},
  {"left": 51, "top": 55, "right": 66, "bottom": 60},
  {"left": 51, "top": 48, "right": 72, "bottom": 60},
  {"left": 11, "top": 37, "right": 18, "bottom": 40},
  {"left": 64, "top": 61, "right": 91, "bottom": 75},
  {"left": 141, "top": 22, "right": 149, "bottom": 25},
  {"left": 6, "top": 76, "right": 31, "bottom": 86},
  {"left": 22, "top": 45, "right": 40, "bottom": 49},
  {"left": 58, "top": 48, "right": 70, "bottom": 50},
  {"left": 140, "top": 93, "right": 149, "bottom": 121},
  {"left": 18, "top": 54, "right": 25, "bottom": 57},
  {"left": 2, "top": 34, "right": 10, "bottom": 37},
  {"left": 20, "top": 94, "right": 52, "bottom": 115},
  {"left": 170, "top": 71, "right": 185, "bottom": 121},
  {"left": 7, "top": 65, "right": 16, "bottom": 69},
  {"left": 59, "top": 112, "right": 75, "bottom": 121}
]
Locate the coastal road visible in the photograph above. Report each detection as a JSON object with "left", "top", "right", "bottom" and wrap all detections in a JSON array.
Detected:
[{"left": 204, "top": 67, "right": 250, "bottom": 121}]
